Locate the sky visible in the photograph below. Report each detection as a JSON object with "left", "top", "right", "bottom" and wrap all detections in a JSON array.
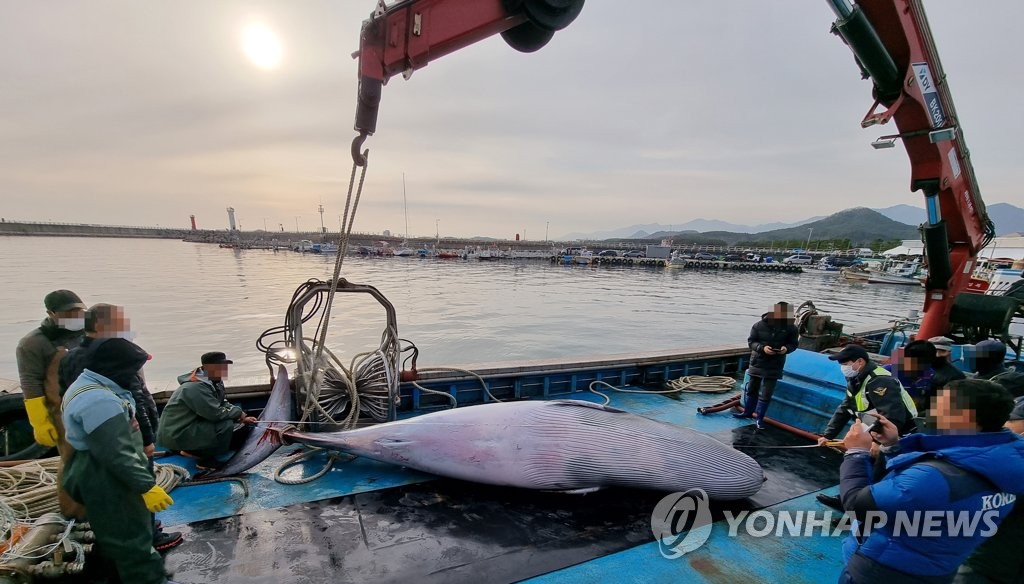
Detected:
[{"left": 1, "top": 1, "right": 1022, "bottom": 240}]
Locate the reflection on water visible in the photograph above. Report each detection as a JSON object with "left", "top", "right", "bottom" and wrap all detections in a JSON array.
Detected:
[{"left": 0, "top": 237, "right": 924, "bottom": 388}]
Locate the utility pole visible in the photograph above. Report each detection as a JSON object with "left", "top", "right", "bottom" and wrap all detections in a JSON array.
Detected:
[
  {"left": 318, "top": 204, "right": 326, "bottom": 234},
  {"left": 295, "top": 216, "right": 301, "bottom": 233},
  {"left": 545, "top": 221, "right": 549, "bottom": 242},
  {"left": 263, "top": 217, "right": 268, "bottom": 231},
  {"left": 435, "top": 218, "right": 439, "bottom": 242},
  {"left": 805, "top": 228, "right": 814, "bottom": 253}
]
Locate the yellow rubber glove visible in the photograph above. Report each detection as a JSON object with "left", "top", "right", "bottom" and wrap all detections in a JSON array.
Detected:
[
  {"left": 142, "top": 485, "right": 173, "bottom": 512},
  {"left": 24, "top": 396, "right": 58, "bottom": 447}
]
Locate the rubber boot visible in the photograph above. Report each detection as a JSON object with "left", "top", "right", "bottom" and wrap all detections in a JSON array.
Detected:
[
  {"left": 754, "top": 399, "right": 770, "bottom": 430},
  {"left": 732, "top": 392, "right": 757, "bottom": 419}
]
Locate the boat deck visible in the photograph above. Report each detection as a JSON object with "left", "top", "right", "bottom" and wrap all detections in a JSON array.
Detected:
[{"left": 158, "top": 390, "right": 848, "bottom": 583}]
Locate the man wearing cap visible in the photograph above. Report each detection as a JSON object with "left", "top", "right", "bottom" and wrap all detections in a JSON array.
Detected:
[
  {"left": 956, "top": 395, "right": 1024, "bottom": 584},
  {"left": 971, "top": 339, "right": 1024, "bottom": 398},
  {"left": 924, "top": 336, "right": 966, "bottom": 411},
  {"left": 157, "top": 352, "right": 257, "bottom": 466},
  {"left": 15, "top": 290, "right": 87, "bottom": 448},
  {"left": 816, "top": 344, "right": 918, "bottom": 511}
]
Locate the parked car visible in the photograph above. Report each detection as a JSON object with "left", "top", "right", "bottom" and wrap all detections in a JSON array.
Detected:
[
  {"left": 597, "top": 250, "right": 619, "bottom": 257},
  {"left": 783, "top": 254, "right": 814, "bottom": 265},
  {"left": 693, "top": 252, "right": 718, "bottom": 261},
  {"left": 623, "top": 250, "right": 645, "bottom": 258},
  {"left": 723, "top": 254, "right": 744, "bottom": 262},
  {"left": 822, "top": 255, "right": 855, "bottom": 267}
]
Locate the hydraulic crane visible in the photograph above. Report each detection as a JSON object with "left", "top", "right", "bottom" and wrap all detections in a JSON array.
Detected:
[{"left": 349, "top": 0, "right": 996, "bottom": 339}]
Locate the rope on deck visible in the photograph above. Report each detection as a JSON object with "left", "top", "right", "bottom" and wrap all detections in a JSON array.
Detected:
[
  {"left": 0, "top": 457, "right": 191, "bottom": 522},
  {"left": 665, "top": 375, "right": 737, "bottom": 393}
]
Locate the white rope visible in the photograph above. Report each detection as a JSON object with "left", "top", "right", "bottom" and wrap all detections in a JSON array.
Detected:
[
  {"left": 664, "top": 375, "right": 737, "bottom": 393},
  {"left": 588, "top": 376, "right": 737, "bottom": 406},
  {"left": 306, "top": 152, "right": 371, "bottom": 424}
]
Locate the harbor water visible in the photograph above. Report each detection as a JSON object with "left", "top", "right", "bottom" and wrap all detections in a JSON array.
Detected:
[{"left": 0, "top": 237, "right": 925, "bottom": 390}]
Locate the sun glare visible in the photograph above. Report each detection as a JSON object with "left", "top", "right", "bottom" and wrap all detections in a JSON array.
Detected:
[{"left": 242, "top": 22, "right": 283, "bottom": 70}]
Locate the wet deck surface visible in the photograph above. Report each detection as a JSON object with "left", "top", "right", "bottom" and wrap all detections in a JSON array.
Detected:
[{"left": 165, "top": 418, "right": 843, "bottom": 583}]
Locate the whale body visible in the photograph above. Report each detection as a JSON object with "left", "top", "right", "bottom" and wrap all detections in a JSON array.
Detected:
[{"left": 284, "top": 399, "right": 765, "bottom": 500}]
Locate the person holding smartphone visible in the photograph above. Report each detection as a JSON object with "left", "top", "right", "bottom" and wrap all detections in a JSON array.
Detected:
[
  {"left": 735, "top": 301, "right": 799, "bottom": 429},
  {"left": 836, "top": 380, "right": 1023, "bottom": 584}
]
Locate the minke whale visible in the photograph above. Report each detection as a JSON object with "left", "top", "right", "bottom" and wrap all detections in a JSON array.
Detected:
[
  {"left": 197, "top": 364, "right": 295, "bottom": 479},
  {"left": 280, "top": 399, "right": 766, "bottom": 500}
]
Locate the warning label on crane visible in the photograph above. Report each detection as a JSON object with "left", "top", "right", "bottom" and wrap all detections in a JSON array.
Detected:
[{"left": 912, "top": 62, "right": 945, "bottom": 128}]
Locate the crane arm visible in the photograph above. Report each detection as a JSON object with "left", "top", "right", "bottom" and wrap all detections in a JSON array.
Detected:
[
  {"left": 829, "top": 0, "right": 996, "bottom": 337},
  {"left": 351, "top": 0, "right": 583, "bottom": 163},
  {"left": 350, "top": 0, "right": 995, "bottom": 338}
]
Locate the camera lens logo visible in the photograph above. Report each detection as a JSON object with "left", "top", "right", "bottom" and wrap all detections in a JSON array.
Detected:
[{"left": 650, "top": 488, "right": 713, "bottom": 559}]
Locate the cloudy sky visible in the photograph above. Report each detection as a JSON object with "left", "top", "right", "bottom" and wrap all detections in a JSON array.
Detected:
[{"left": 1, "top": 1, "right": 1021, "bottom": 239}]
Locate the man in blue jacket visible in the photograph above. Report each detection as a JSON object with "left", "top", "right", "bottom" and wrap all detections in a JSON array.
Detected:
[{"left": 837, "top": 379, "right": 1024, "bottom": 584}]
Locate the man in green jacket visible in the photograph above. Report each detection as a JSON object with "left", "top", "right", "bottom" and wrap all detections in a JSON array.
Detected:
[
  {"left": 63, "top": 356, "right": 173, "bottom": 583},
  {"left": 15, "top": 289, "right": 86, "bottom": 447},
  {"left": 157, "top": 352, "right": 256, "bottom": 466}
]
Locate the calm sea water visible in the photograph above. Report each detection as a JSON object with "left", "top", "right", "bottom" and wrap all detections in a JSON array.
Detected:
[{"left": 0, "top": 237, "right": 925, "bottom": 390}]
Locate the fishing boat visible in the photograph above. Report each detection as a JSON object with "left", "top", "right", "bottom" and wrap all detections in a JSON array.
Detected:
[
  {"left": 839, "top": 265, "right": 870, "bottom": 281},
  {"left": 866, "top": 260, "right": 923, "bottom": 285}
]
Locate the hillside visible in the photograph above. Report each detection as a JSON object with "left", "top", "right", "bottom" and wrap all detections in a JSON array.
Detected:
[
  {"left": 749, "top": 207, "right": 918, "bottom": 244},
  {"left": 632, "top": 207, "right": 918, "bottom": 246}
]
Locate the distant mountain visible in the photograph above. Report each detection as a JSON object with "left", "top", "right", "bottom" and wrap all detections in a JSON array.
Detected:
[
  {"left": 873, "top": 202, "right": 1024, "bottom": 235},
  {"left": 873, "top": 204, "right": 924, "bottom": 226},
  {"left": 988, "top": 203, "right": 1024, "bottom": 235},
  {"left": 563, "top": 216, "right": 822, "bottom": 241},
  {"left": 750, "top": 207, "right": 919, "bottom": 245},
  {"left": 562, "top": 203, "right": 1024, "bottom": 242}
]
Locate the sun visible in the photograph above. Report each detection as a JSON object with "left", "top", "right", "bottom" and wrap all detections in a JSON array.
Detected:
[{"left": 242, "top": 22, "right": 283, "bottom": 70}]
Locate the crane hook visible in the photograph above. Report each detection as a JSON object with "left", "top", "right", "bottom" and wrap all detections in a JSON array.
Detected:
[{"left": 351, "top": 131, "right": 369, "bottom": 167}]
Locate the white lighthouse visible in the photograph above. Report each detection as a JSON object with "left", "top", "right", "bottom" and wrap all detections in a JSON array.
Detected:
[{"left": 226, "top": 207, "right": 237, "bottom": 231}]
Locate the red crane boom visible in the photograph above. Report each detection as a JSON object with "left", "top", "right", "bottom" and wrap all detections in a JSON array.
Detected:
[{"left": 350, "top": 0, "right": 996, "bottom": 338}]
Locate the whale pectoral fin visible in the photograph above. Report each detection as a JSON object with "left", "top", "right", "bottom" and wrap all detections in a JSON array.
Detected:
[
  {"left": 550, "top": 400, "right": 626, "bottom": 413},
  {"left": 545, "top": 487, "right": 604, "bottom": 495}
]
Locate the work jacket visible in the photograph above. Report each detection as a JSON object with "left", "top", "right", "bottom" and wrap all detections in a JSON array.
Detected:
[
  {"left": 746, "top": 313, "right": 799, "bottom": 380},
  {"left": 61, "top": 369, "right": 154, "bottom": 495},
  {"left": 157, "top": 368, "right": 242, "bottom": 452},
  {"left": 59, "top": 337, "right": 159, "bottom": 447},
  {"left": 15, "top": 318, "right": 82, "bottom": 400},
  {"left": 823, "top": 363, "right": 917, "bottom": 440},
  {"left": 839, "top": 430, "right": 1024, "bottom": 582},
  {"left": 978, "top": 365, "right": 1024, "bottom": 398}
]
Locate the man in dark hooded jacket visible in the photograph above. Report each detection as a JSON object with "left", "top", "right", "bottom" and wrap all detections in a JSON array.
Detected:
[
  {"left": 734, "top": 302, "right": 799, "bottom": 429},
  {"left": 58, "top": 303, "right": 182, "bottom": 551}
]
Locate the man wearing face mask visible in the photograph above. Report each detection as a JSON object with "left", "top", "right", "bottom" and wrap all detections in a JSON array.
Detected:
[
  {"left": 816, "top": 344, "right": 918, "bottom": 510},
  {"left": 58, "top": 303, "right": 183, "bottom": 551},
  {"left": 15, "top": 290, "right": 87, "bottom": 448}
]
